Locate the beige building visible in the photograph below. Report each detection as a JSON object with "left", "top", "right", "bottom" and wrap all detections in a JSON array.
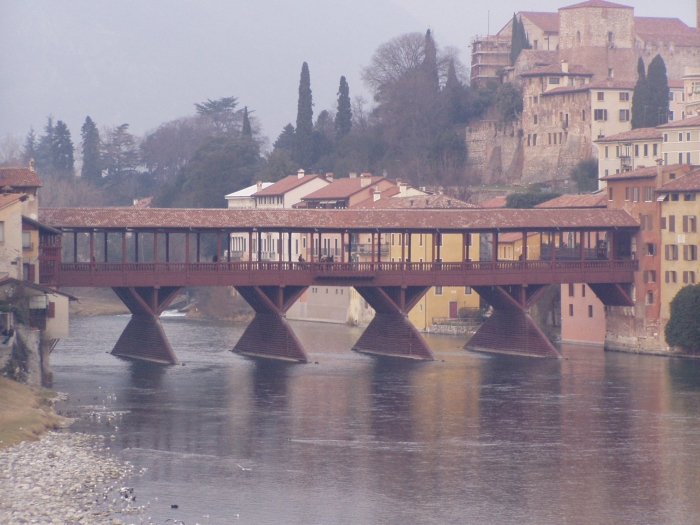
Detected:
[
  {"left": 225, "top": 181, "right": 273, "bottom": 208},
  {"left": 658, "top": 115, "right": 700, "bottom": 166},
  {"left": 594, "top": 127, "right": 662, "bottom": 181},
  {"left": 684, "top": 67, "right": 700, "bottom": 117},
  {"left": 0, "top": 194, "right": 27, "bottom": 281}
]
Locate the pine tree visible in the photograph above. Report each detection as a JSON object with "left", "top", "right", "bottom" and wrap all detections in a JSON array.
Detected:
[
  {"left": 81, "top": 116, "right": 102, "bottom": 182},
  {"left": 334, "top": 76, "right": 352, "bottom": 140},
  {"left": 631, "top": 58, "right": 651, "bottom": 129},
  {"left": 647, "top": 54, "right": 670, "bottom": 127},
  {"left": 21, "top": 128, "right": 37, "bottom": 165},
  {"left": 52, "top": 120, "right": 75, "bottom": 175},
  {"left": 510, "top": 15, "right": 531, "bottom": 66},
  {"left": 242, "top": 107, "right": 252, "bottom": 139},
  {"left": 423, "top": 29, "right": 439, "bottom": 93},
  {"left": 294, "top": 62, "right": 314, "bottom": 168},
  {"left": 274, "top": 124, "right": 296, "bottom": 153},
  {"left": 444, "top": 59, "right": 466, "bottom": 124}
]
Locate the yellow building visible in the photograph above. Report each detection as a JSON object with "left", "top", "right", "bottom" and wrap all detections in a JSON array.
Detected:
[{"left": 657, "top": 169, "right": 700, "bottom": 325}]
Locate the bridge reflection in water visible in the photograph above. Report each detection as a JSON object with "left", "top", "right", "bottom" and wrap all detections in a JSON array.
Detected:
[{"left": 38, "top": 207, "right": 639, "bottom": 364}]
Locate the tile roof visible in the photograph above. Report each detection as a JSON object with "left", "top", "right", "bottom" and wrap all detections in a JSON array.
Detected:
[
  {"left": 301, "top": 176, "right": 385, "bottom": 200},
  {"left": 560, "top": 0, "right": 632, "bottom": 10},
  {"left": 0, "top": 167, "right": 42, "bottom": 188},
  {"left": 520, "top": 12, "right": 560, "bottom": 33},
  {"left": 226, "top": 182, "right": 273, "bottom": 198},
  {"left": 542, "top": 79, "right": 635, "bottom": 97},
  {"left": 535, "top": 193, "right": 608, "bottom": 208},
  {"left": 253, "top": 174, "right": 325, "bottom": 196},
  {"left": 599, "top": 164, "right": 689, "bottom": 181},
  {"left": 38, "top": 207, "right": 640, "bottom": 232},
  {"left": 657, "top": 169, "right": 700, "bottom": 192},
  {"left": 0, "top": 193, "right": 27, "bottom": 209},
  {"left": 657, "top": 115, "right": 700, "bottom": 129},
  {"left": 353, "top": 194, "right": 478, "bottom": 209},
  {"left": 520, "top": 64, "right": 593, "bottom": 77},
  {"left": 668, "top": 80, "right": 684, "bottom": 89},
  {"left": 634, "top": 17, "right": 700, "bottom": 46},
  {"left": 478, "top": 196, "right": 508, "bottom": 208},
  {"left": 594, "top": 127, "right": 662, "bottom": 143}
]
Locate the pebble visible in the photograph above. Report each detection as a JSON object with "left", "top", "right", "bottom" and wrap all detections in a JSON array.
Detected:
[{"left": 0, "top": 432, "right": 142, "bottom": 525}]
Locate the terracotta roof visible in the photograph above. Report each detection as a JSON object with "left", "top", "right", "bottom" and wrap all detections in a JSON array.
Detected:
[
  {"left": 301, "top": 177, "right": 385, "bottom": 201},
  {"left": 657, "top": 169, "right": 700, "bottom": 192},
  {"left": 353, "top": 194, "right": 478, "bottom": 209},
  {"left": 542, "top": 79, "right": 635, "bottom": 97},
  {"left": 560, "top": 0, "right": 632, "bottom": 10},
  {"left": 594, "top": 127, "right": 662, "bottom": 143},
  {"left": 253, "top": 174, "right": 325, "bottom": 196},
  {"left": 520, "top": 12, "right": 560, "bottom": 33},
  {"left": 669, "top": 80, "right": 684, "bottom": 89},
  {"left": 478, "top": 196, "right": 508, "bottom": 208},
  {"left": 0, "top": 193, "right": 28, "bottom": 209},
  {"left": 535, "top": 193, "right": 608, "bottom": 208},
  {"left": 0, "top": 167, "right": 42, "bottom": 188},
  {"left": 520, "top": 64, "right": 593, "bottom": 77},
  {"left": 657, "top": 115, "right": 700, "bottom": 129},
  {"left": 634, "top": 17, "right": 700, "bottom": 46},
  {"left": 600, "top": 164, "right": 689, "bottom": 181},
  {"left": 38, "top": 207, "right": 640, "bottom": 232}
]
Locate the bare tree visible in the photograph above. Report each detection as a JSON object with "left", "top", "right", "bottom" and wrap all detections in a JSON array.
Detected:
[{"left": 0, "top": 134, "right": 23, "bottom": 166}]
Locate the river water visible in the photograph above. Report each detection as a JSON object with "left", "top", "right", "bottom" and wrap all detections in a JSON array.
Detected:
[{"left": 51, "top": 315, "right": 700, "bottom": 525}]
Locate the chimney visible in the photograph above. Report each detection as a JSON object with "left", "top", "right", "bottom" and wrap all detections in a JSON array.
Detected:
[
  {"left": 297, "top": 169, "right": 305, "bottom": 179},
  {"left": 256, "top": 181, "right": 262, "bottom": 192},
  {"left": 561, "top": 60, "right": 569, "bottom": 74},
  {"left": 373, "top": 188, "right": 381, "bottom": 201},
  {"left": 326, "top": 172, "right": 334, "bottom": 183},
  {"left": 349, "top": 172, "right": 357, "bottom": 178},
  {"left": 28, "top": 158, "right": 35, "bottom": 172},
  {"left": 360, "top": 173, "right": 372, "bottom": 187},
  {"left": 656, "top": 157, "right": 664, "bottom": 185},
  {"left": 399, "top": 182, "right": 408, "bottom": 196},
  {"left": 133, "top": 198, "right": 139, "bottom": 206}
]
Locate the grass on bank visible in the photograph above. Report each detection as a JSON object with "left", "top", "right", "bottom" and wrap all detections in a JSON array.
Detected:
[{"left": 0, "top": 377, "right": 63, "bottom": 450}]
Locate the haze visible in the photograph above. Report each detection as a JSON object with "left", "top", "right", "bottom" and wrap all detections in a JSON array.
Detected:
[{"left": 0, "top": 0, "right": 695, "bottom": 145}]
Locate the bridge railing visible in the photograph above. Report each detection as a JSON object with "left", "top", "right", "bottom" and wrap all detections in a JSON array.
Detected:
[{"left": 59, "top": 259, "right": 638, "bottom": 275}]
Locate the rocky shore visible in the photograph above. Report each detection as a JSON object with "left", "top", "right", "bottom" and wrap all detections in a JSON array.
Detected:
[{"left": 0, "top": 432, "right": 146, "bottom": 525}]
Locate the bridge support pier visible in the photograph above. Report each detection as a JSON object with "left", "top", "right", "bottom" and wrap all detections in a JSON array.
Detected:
[
  {"left": 467, "top": 285, "right": 560, "bottom": 358},
  {"left": 353, "top": 286, "right": 433, "bottom": 360},
  {"left": 111, "top": 286, "right": 183, "bottom": 364},
  {"left": 233, "top": 286, "right": 308, "bottom": 362}
]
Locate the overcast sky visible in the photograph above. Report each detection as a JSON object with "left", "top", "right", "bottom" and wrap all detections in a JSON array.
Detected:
[{"left": 0, "top": 0, "right": 695, "bottom": 148}]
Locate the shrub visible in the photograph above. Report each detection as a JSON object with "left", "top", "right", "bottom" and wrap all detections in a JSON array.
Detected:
[{"left": 665, "top": 284, "right": 700, "bottom": 353}]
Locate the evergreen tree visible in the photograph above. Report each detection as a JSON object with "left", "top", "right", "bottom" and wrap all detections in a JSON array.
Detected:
[
  {"left": 242, "top": 106, "right": 252, "bottom": 139},
  {"left": 80, "top": 116, "right": 102, "bottom": 182},
  {"left": 510, "top": 15, "right": 530, "bottom": 66},
  {"left": 423, "top": 29, "right": 439, "bottom": 93},
  {"left": 52, "top": 120, "right": 75, "bottom": 175},
  {"left": 21, "top": 127, "right": 37, "bottom": 165},
  {"left": 631, "top": 57, "right": 651, "bottom": 129},
  {"left": 335, "top": 76, "right": 352, "bottom": 139},
  {"left": 274, "top": 124, "right": 296, "bottom": 153},
  {"left": 294, "top": 62, "right": 314, "bottom": 168},
  {"left": 665, "top": 284, "right": 700, "bottom": 352},
  {"left": 647, "top": 54, "right": 670, "bottom": 126},
  {"left": 35, "top": 116, "right": 55, "bottom": 171},
  {"left": 443, "top": 59, "right": 466, "bottom": 124}
]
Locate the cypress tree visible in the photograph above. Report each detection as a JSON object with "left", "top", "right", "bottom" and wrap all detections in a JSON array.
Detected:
[
  {"left": 510, "top": 15, "right": 530, "bottom": 66},
  {"left": 334, "top": 76, "right": 352, "bottom": 139},
  {"left": 631, "top": 57, "right": 651, "bottom": 129},
  {"left": 80, "top": 116, "right": 102, "bottom": 182},
  {"left": 294, "top": 62, "right": 314, "bottom": 168},
  {"left": 423, "top": 29, "right": 439, "bottom": 93},
  {"left": 444, "top": 59, "right": 466, "bottom": 124},
  {"left": 52, "top": 120, "right": 75, "bottom": 175},
  {"left": 35, "top": 116, "right": 55, "bottom": 170},
  {"left": 242, "top": 106, "right": 252, "bottom": 139},
  {"left": 647, "top": 54, "right": 670, "bottom": 126},
  {"left": 21, "top": 127, "right": 37, "bottom": 165}
]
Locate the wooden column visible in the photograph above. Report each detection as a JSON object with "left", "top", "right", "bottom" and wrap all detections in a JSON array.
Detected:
[
  {"left": 551, "top": 232, "right": 557, "bottom": 263},
  {"left": 436, "top": 232, "right": 441, "bottom": 262},
  {"left": 216, "top": 231, "right": 222, "bottom": 263},
  {"left": 196, "top": 232, "right": 200, "bottom": 262},
  {"left": 377, "top": 231, "right": 381, "bottom": 263},
  {"left": 288, "top": 232, "right": 292, "bottom": 263},
  {"left": 371, "top": 232, "right": 375, "bottom": 263},
  {"left": 153, "top": 232, "right": 158, "bottom": 262},
  {"left": 492, "top": 231, "right": 498, "bottom": 263},
  {"left": 134, "top": 232, "right": 139, "bottom": 262},
  {"left": 122, "top": 232, "right": 126, "bottom": 263},
  {"left": 401, "top": 232, "right": 405, "bottom": 263},
  {"left": 278, "top": 231, "right": 283, "bottom": 262},
  {"left": 248, "top": 231, "right": 253, "bottom": 263},
  {"left": 186, "top": 232, "right": 190, "bottom": 265},
  {"left": 522, "top": 231, "right": 528, "bottom": 262},
  {"left": 73, "top": 232, "right": 78, "bottom": 263},
  {"left": 166, "top": 233, "right": 170, "bottom": 262},
  {"left": 407, "top": 232, "right": 412, "bottom": 263},
  {"left": 104, "top": 232, "right": 109, "bottom": 263},
  {"left": 89, "top": 231, "right": 94, "bottom": 265}
]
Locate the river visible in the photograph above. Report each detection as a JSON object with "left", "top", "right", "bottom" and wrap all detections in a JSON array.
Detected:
[{"left": 51, "top": 315, "right": 700, "bottom": 525}]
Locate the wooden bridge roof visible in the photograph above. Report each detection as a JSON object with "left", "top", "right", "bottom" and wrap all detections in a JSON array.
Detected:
[{"left": 39, "top": 207, "right": 639, "bottom": 232}]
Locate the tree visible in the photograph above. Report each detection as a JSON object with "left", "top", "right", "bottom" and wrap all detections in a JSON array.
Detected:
[
  {"left": 35, "top": 116, "right": 55, "bottom": 171},
  {"left": 242, "top": 107, "right": 252, "bottom": 139},
  {"left": 423, "top": 29, "right": 439, "bottom": 94},
  {"left": 102, "top": 124, "right": 140, "bottom": 178},
  {"left": 80, "top": 116, "right": 102, "bottom": 182},
  {"left": 510, "top": 15, "right": 531, "bottom": 66},
  {"left": 334, "top": 76, "right": 352, "bottom": 139},
  {"left": 294, "top": 62, "right": 314, "bottom": 168},
  {"left": 495, "top": 83, "right": 523, "bottom": 121},
  {"left": 631, "top": 57, "right": 651, "bottom": 129},
  {"left": 506, "top": 189, "right": 561, "bottom": 208},
  {"left": 21, "top": 128, "right": 37, "bottom": 165},
  {"left": 570, "top": 158, "right": 598, "bottom": 192},
  {"left": 194, "top": 96, "right": 241, "bottom": 134},
  {"left": 665, "top": 284, "right": 700, "bottom": 353},
  {"left": 51, "top": 120, "right": 75, "bottom": 176},
  {"left": 647, "top": 55, "right": 670, "bottom": 127},
  {"left": 258, "top": 149, "right": 298, "bottom": 182},
  {"left": 273, "top": 124, "right": 296, "bottom": 153}
]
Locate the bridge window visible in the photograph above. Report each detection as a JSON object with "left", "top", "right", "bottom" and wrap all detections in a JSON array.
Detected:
[{"left": 434, "top": 286, "right": 443, "bottom": 295}]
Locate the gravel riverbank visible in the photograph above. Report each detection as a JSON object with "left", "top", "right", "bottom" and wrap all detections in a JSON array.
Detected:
[{"left": 0, "top": 431, "right": 147, "bottom": 525}]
